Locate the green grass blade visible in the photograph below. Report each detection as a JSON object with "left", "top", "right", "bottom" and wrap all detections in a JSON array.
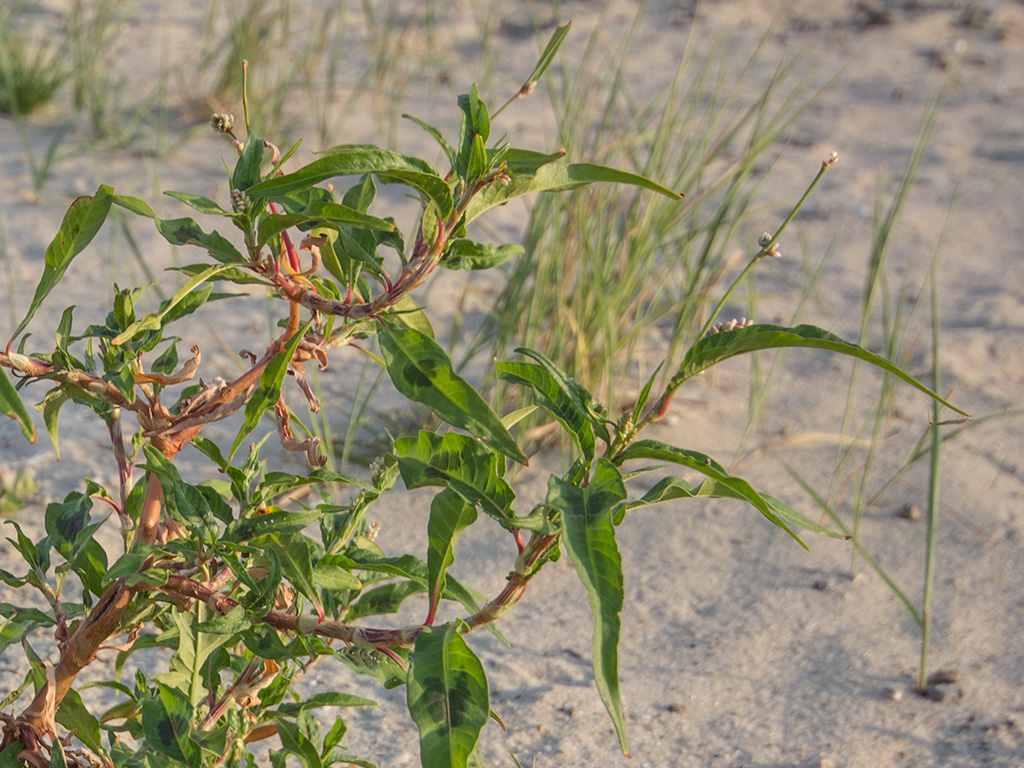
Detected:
[
  {"left": 547, "top": 459, "right": 630, "bottom": 756},
  {"left": 407, "top": 623, "right": 490, "bottom": 768}
]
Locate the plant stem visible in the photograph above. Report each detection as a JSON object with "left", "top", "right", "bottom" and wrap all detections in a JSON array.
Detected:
[{"left": 698, "top": 151, "right": 838, "bottom": 339}]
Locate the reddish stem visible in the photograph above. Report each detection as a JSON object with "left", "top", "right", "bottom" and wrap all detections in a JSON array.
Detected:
[{"left": 269, "top": 201, "right": 301, "bottom": 273}]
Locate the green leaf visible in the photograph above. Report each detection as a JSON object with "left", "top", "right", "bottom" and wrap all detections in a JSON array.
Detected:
[
  {"left": 546, "top": 460, "right": 630, "bottom": 756},
  {"left": 10, "top": 186, "right": 114, "bottom": 343},
  {"left": 324, "top": 549, "right": 490, "bottom": 627},
  {"left": 41, "top": 389, "right": 67, "bottom": 457},
  {"left": 426, "top": 489, "right": 478, "bottom": 612},
  {"left": 43, "top": 492, "right": 95, "bottom": 561},
  {"left": 441, "top": 240, "right": 523, "bottom": 271},
  {"left": 223, "top": 509, "right": 321, "bottom": 544},
  {"left": 240, "top": 624, "right": 292, "bottom": 661},
  {"left": 164, "top": 190, "right": 234, "bottom": 217},
  {"left": 333, "top": 646, "right": 406, "bottom": 689},
  {"left": 614, "top": 440, "right": 805, "bottom": 546},
  {"left": 673, "top": 324, "right": 969, "bottom": 415},
  {"left": 56, "top": 687, "right": 103, "bottom": 757},
  {"left": 278, "top": 532, "right": 324, "bottom": 619},
  {"left": 232, "top": 133, "right": 267, "bottom": 192},
  {"left": 247, "top": 147, "right": 453, "bottom": 219},
  {"left": 387, "top": 296, "right": 435, "bottom": 340},
  {"left": 241, "top": 549, "right": 282, "bottom": 618},
  {"left": 0, "top": 367, "right": 34, "bottom": 442},
  {"left": 394, "top": 432, "right": 515, "bottom": 525},
  {"left": 168, "top": 608, "right": 235, "bottom": 705},
  {"left": 346, "top": 581, "right": 425, "bottom": 621},
  {"left": 313, "top": 563, "right": 362, "bottom": 592},
  {"left": 402, "top": 114, "right": 456, "bottom": 168},
  {"left": 112, "top": 265, "right": 230, "bottom": 345},
  {"left": 521, "top": 22, "right": 571, "bottom": 87},
  {"left": 342, "top": 173, "right": 377, "bottom": 212},
  {"left": 143, "top": 446, "right": 223, "bottom": 547},
  {"left": 307, "top": 202, "right": 398, "bottom": 232},
  {"left": 464, "top": 157, "right": 682, "bottom": 224},
  {"left": 614, "top": 476, "right": 846, "bottom": 540},
  {"left": 275, "top": 718, "right": 324, "bottom": 768},
  {"left": 507, "top": 346, "right": 610, "bottom": 442},
  {"left": 497, "top": 359, "right": 596, "bottom": 468},
  {"left": 141, "top": 683, "right": 201, "bottom": 767},
  {"left": 276, "top": 692, "right": 377, "bottom": 716},
  {"left": 456, "top": 85, "right": 491, "bottom": 182},
  {"left": 228, "top": 320, "right": 312, "bottom": 461},
  {"left": 113, "top": 195, "right": 246, "bottom": 264},
  {"left": 49, "top": 740, "right": 67, "bottom": 768},
  {"left": 379, "top": 320, "right": 526, "bottom": 464},
  {"left": 407, "top": 623, "right": 490, "bottom": 768}
]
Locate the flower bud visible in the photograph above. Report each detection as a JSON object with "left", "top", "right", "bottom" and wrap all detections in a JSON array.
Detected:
[{"left": 210, "top": 113, "right": 235, "bottom": 133}]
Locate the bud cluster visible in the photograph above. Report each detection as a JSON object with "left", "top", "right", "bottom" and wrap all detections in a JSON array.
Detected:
[
  {"left": 230, "top": 189, "right": 252, "bottom": 214},
  {"left": 706, "top": 317, "right": 755, "bottom": 336}
]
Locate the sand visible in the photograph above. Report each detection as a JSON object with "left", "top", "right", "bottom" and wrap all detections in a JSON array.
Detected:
[{"left": 1, "top": 1, "right": 1022, "bottom": 766}]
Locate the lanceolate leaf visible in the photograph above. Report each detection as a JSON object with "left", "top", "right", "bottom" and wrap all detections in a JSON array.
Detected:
[
  {"left": 394, "top": 431, "right": 515, "bottom": 525},
  {"left": 464, "top": 157, "right": 682, "bottom": 224},
  {"left": 441, "top": 240, "right": 524, "bottom": 271},
  {"left": 673, "top": 324, "right": 969, "bottom": 415},
  {"left": 141, "top": 682, "right": 202, "bottom": 767},
  {"left": 614, "top": 476, "right": 846, "bottom": 539},
  {"left": 10, "top": 186, "right": 114, "bottom": 344},
  {"left": 497, "top": 359, "right": 596, "bottom": 468},
  {"left": 407, "top": 622, "right": 490, "bottom": 768},
  {"left": 509, "top": 346, "right": 610, "bottom": 442},
  {"left": 427, "top": 489, "right": 478, "bottom": 613},
  {"left": 614, "top": 440, "right": 805, "bottom": 547},
  {"left": 379, "top": 320, "right": 526, "bottom": 464},
  {"left": 113, "top": 195, "right": 245, "bottom": 263},
  {"left": 228, "top": 320, "right": 312, "bottom": 461},
  {"left": 111, "top": 265, "right": 231, "bottom": 345},
  {"left": 246, "top": 147, "right": 453, "bottom": 219},
  {"left": 0, "top": 367, "right": 35, "bottom": 442},
  {"left": 547, "top": 460, "right": 630, "bottom": 756}
]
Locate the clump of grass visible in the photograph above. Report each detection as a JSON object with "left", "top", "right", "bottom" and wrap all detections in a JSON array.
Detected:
[
  {"left": 65, "top": 0, "right": 137, "bottom": 137},
  {"left": 0, "top": 12, "right": 66, "bottom": 115},
  {"left": 0, "top": 467, "right": 40, "bottom": 514},
  {"left": 474, "top": 8, "right": 830, "bottom": 430}
]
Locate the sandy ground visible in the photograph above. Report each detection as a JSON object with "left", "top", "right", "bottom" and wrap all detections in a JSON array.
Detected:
[{"left": 1, "top": 1, "right": 1023, "bottom": 766}]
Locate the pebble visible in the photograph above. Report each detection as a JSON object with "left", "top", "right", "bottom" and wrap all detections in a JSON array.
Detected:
[
  {"left": 897, "top": 502, "right": 921, "bottom": 521},
  {"left": 885, "top": 685, "right": 905, "bottom": 702}
]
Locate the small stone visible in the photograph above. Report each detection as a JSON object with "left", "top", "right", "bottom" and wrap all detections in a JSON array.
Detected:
[
  {"left": 819, "top": 755, "right": 843, "bottom": 768},
  {"left": 811, "top": 578, "right": 830, "bottom": 591},
  {"left": 897, "top": 502, "right": 921, "bottom": 521},
  {"left": 885, "top": 685, "right": 905, "bottom": 702}
]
